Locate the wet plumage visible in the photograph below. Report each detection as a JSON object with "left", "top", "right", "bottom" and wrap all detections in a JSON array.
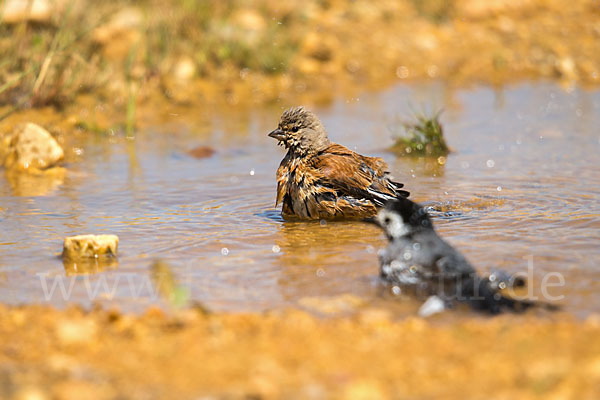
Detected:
[
  {"left": 372, "top": 198, "right": 556, "bottom": 315},
  {"left": 268, "top": 106, "right": 409, "bottom": 220}
]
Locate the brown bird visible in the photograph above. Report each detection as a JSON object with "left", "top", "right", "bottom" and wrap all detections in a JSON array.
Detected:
[{"left": 268, "top": 106, "right": 409, "bottom": 220}]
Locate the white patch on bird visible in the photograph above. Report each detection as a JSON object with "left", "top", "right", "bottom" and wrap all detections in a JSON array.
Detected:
[
  {"left": 367, "top": 188, "right": 395, "bottom": 199},
  {"left": 382, "top": 264, "right": 392, "bottom": 275},
  {"left": 418, "top": 296, "right": 446, "bottom": 317},
  {"left": 390, "top": 260, "right": 405, "bottom": 271},
  {"left": 377, "top": 210, "right": 410, "bottom": 239}
]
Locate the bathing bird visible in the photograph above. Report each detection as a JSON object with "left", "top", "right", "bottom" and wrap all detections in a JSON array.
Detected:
[
  {"left": 370, "top": 197, "right": 556, "bottom": 315},
  {"left": 268, "top": 106, "right": 409, "bottom": 220}
]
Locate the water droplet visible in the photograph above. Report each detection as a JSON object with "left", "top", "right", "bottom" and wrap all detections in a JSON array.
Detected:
[
  {"left": 221, "top": 248, "right": 229, "bottom": 256},
  {"left": 403, "top": 251, "right": 412, "bottom": 260},
  {"left": 366, "top": 245, "right": 375, "bottom": 254},
  {"left": 316, "top": 268, "right": 325, "bottom": 277},
  {"left": 486, "top": 159, "right": 495, "bottom": 168},
  {"left": 392, "top": 286, "right": 402, "bottom": 295},
  {"left": 497, "top": 186, "right": 502, "bottom": 191},
  {"left": 320, "top": 219, "right": 327, "bottom": 226},
  {"left": 461, "top": 161, "right": 470, "bottom": 169},
  {"left": 272, "top": 245, "right": 280, "bottom": 253},
  {"left": 412, "top": 243, "right": 421, "bottom": 251},
  {"left": 249, "top": 169, "right": 255, "bottom": 176}
]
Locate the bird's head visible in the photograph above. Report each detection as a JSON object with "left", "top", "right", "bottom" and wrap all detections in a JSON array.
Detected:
[
  {"left": 371, "top": 198, "right": 433, "bottom": 240},
  {"left": 268, "top": 106, "right": 330, "bottom": 156}
]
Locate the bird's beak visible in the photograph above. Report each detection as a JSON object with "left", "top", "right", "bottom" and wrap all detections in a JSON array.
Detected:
[
  {"left": 363, "top": 216, "right": 381, "bottom": 227},
  {"left": 268, "top": 128, "right": 285, "bottom": 141}
]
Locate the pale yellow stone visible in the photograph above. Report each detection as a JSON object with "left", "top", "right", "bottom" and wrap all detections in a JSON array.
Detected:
[
  {"left": 56, "top": 319, "right": 98, "bottom": 345},
  {"left": 2, "top": 123, "right": 64, "bottom": 171},
  {"left": 231, "top": 9, "right": 266, "bottom": 32},
  {"left": 62, "top": 234, "right": 119, "bottom": 259},
  {"left": 1, "top": 0, "right": 51, "bottom": 24},
  {"left": 172, "top": 56, "right": 197, "bottom": 81}
]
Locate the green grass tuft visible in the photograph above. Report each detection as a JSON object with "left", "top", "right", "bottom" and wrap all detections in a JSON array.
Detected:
[{"left": 389, "top": 110, "right": 449, "bottom": 157}]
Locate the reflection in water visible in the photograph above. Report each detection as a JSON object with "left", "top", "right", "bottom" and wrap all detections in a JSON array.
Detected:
[
  {"left": 274, "top": 220, "right": 384, "bottom": 303},
  {"left": 396, "top": 156, "right": 447, "bottom": 178},
  {"left": 63, "top": 256, "right": 118, "bottom": 276},
  {"left": 5, "top": 167, "right": 66, "bottom": 197},
  {"left": 150, "top": 259, "right": 190, "bottom": 307},
  {"left": 0, "top": 82, "right": 599, "bottom": 316}
]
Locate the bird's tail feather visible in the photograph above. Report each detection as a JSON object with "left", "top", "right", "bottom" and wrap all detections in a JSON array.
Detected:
[
  {"left": 461, "top": 276, "right": 559, "bottom": 315},
  {"left": 390, "top": 180, "right": 410, "bottom": 198}
]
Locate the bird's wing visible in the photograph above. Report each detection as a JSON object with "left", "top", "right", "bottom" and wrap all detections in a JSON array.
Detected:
[
  {"left": 275, "top": 153, "right": 292, "bottom": 207},
  {"left": 311, "top": 143, "right": 408, "bottom": 205},
  {"left": 434, "top": 249, "right": 476, "bottom": 277},
  {"left": 275, "top": 165, "right": 286, "bottom": 207}
]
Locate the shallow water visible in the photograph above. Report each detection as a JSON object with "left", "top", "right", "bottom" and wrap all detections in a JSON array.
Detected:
[{"left": 1, "top": 82, "right": 599, "bottom": 316}]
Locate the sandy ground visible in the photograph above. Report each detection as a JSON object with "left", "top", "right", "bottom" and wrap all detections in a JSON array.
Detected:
[
  {"left": 1, "top": 304, "right": 599, "bottom": 399},
  {"left": 2, "top": 2, "right": 600, "bottom": 399}
]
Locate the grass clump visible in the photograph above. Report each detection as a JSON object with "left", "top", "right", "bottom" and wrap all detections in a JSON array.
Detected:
[
  {"left": 0, "top": 0, "right": 301, "bottom": 115},
  {"left": 389, "top": 110, "right": 449, "bottom": 157}
]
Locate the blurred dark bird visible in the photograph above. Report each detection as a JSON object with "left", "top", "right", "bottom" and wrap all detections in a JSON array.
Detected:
[
  {"left": 268, "top": 106, "right": 409, "bottom": 220},
  {"left": 370, "top": 197, "right": 557, "bottom": 315}
]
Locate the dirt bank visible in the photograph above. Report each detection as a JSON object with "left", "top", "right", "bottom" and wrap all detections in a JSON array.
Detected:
[
  {"left": 1, "top": 304, "right": 599, "bottom": 399},
  {"left": 1, "top": 0, "right": 599, "bottom": 130}
]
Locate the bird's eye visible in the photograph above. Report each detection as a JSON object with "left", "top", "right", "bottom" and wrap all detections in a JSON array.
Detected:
[
  {"left": 291, "top": 126, "right": 299, "bottom": 133},
  {"left": 383, "top": 217, "right": 391, "bottom": 225}
]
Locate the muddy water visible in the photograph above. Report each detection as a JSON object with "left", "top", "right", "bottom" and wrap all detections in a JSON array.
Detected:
[{"left": 1, "top": 82, "right": 599, "bottom": 316}]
